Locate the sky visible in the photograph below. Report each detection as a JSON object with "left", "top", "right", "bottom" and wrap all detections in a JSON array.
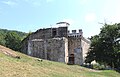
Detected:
[{"left": 0, "top": 0, "right": 120, "bottom": 37}]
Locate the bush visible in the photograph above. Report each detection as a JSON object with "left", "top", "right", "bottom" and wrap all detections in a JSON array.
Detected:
[{"left": 92, "top": 64, "right": 105, "bottom": 70}]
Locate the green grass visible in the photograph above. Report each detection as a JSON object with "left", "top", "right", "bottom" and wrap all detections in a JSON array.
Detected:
[{"left": 0, "top": 52, "right": 120, "bottom": 77}]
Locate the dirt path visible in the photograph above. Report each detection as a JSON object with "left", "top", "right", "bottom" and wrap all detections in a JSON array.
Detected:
[{"left": 0, "top": 45, "right": 20, "bottom": 58}]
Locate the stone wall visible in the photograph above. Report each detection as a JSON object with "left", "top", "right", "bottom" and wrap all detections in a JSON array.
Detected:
[
  {"left": 28, "top": 37, "right": 68, "bottom": 63},
  {"left": 21, "top": 26, "right": 90, "bottom": 65},
  {"left": 29, "top": 28, "right": 52, "bottom": 40},
  {"left": 21, "top": 26, "right": 68, "bottom": 54},
  {"left": 81, "top": 37, "right": 90, "bottom": 62},
  {"left": 68, "top": 36, "right": 83, "bottom": 65},
  {"left": 28, "top": 27, "right": 68, "bottom": 40}
]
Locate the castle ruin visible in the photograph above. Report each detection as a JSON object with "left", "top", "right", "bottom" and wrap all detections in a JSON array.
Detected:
[{"left": 21, "top": 22, "right": 90, "bottom": 65}]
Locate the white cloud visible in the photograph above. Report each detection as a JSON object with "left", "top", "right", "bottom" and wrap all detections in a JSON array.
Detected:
[
  {"left": 85, "top": 13, "right": 96, "bottom": 23},
  {"left": 2, "top": 1, "right": 17, "bottom": 6},
  {"left": 1, "top": 0, "right": 53, "bottom": 7},
  {"left": 23, "top": 0, "right": 41, "bottom": 7}
]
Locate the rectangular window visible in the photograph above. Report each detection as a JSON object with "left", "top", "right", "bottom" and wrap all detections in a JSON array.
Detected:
[{"left": 52, "top": 30, "right": 57, "bottom": 37}]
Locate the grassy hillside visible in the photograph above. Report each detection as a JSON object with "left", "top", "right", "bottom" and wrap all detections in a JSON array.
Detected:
[{"left": 0, "top": 46, "right": 120, "bottom": 77}]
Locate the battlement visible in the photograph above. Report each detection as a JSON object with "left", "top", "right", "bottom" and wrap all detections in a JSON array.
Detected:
[
  {"left": 68, "top": 29, "right": 83, "bottom": 37},
  {"left": 21, "top": 22, "right": 90, "bottom": 65}
]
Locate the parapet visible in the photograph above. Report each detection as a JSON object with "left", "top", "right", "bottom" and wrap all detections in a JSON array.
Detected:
[{"left": 68, "top": 29, "right": 83, "bottom": 37}]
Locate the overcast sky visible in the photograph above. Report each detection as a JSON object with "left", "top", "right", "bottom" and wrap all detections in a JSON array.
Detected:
[{"left": 0, "top": 0, "right": 120, "bottom": 37}]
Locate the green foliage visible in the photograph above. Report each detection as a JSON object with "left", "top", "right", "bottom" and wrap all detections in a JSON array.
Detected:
[
  {"left": 0, "top": 28, "right": 27, "bottom": 51},
  {"left": 0, "top": 34, "right": 6, "bottom": 46},
  {"left": 5, "top": 32, "right": 21, "bottom": 51},
  {"left": 85, "top": 23, "right": 120, "bottom": 69},
  {"left": 92, "top": 64, "right": 105, "bottom": 70},
  {"left": 0, "top": 29, "right": 7, "bottom": 46}
]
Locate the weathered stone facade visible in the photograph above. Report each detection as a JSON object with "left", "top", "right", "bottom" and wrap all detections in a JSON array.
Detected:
[
  {"left": 21, "top": 22, "right": 90, "bottom": 65},
  {"left": 27, "top": 37, "right": 68, "bottom": 63}
]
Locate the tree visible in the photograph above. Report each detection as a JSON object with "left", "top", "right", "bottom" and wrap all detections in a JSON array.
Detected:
[
  {"left": 0, "top": 33, "right": 6, "bottom": 46},
  {"left": 0, "top": 28, "right": 27, "bottom": 46},
  {"left": 85, "top": 23, "right": 120, "bottom": 69},
  {"left": 5, "top": 32, "right": 22, "bottom": 51}
]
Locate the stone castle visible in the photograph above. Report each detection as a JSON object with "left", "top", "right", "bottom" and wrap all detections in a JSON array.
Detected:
[{"left": 21, "top": 22, "right": 90, "bottom": 65}]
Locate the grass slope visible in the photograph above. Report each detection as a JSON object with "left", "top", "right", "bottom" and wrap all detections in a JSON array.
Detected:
[{"left": 0, "top": 50, "right": 120, "bottom": 77}]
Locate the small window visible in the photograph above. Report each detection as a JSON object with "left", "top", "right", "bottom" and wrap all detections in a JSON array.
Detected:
[
  {"left": 52, "top": 30, "right": 57, "bottom": 37},
  {"left": 74, "top": 48, "right": 81, "bottom": 53}
]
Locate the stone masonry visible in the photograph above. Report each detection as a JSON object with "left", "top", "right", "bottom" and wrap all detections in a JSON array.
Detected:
[{"left": 21, "top": 22, "right": 90, "bottom": 65}]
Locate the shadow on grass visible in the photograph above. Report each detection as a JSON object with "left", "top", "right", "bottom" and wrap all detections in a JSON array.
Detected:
[
  {"left": 81, "top": 64, "right": 120, "bottom": 73},
  {"left": 115, "top": 68, "right": 120, "bottom": 73}
]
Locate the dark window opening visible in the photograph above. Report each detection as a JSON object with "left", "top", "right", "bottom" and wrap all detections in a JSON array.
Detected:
[
  {"left": 68, "top": 54, "right": 74, "bottom": 64},
  {"left": 52, "top": 30, "right": 57, "bottom": 37}
]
